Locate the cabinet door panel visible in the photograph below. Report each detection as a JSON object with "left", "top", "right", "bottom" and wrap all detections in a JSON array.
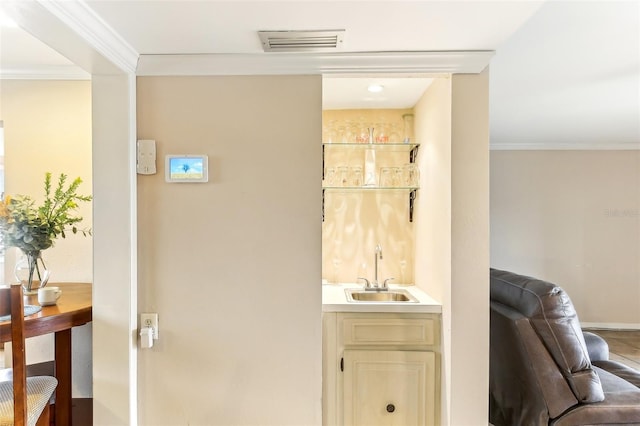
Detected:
[
  {"left": 342, "top": 317, "right": 437, "bottom": 347},
  {"left": 343, "top": 350, "right": 435, "bottom": 426}
]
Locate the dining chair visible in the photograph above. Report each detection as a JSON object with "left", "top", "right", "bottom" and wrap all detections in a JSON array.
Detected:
[{"left": 0, "top": 284, "right": 57, "bottom": 426}]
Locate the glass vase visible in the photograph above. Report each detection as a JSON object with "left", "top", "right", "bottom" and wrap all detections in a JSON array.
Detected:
[
  {"left": 402, "top": 113, "right": 415, "bottom": 143},
  {"left": 14, "top": 250, "right": 50, "bottom": 295}
]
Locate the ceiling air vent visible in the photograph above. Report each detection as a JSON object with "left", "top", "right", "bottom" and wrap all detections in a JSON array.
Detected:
[{"left": 259, "top": 30, "right": 345, "bottom": 52}]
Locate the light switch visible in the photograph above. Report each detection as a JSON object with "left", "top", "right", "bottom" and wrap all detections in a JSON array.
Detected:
[{"left": 137, "top": 139, "right": 157, "bottom": 175}]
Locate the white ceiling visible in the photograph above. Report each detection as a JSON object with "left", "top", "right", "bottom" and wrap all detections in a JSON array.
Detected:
[
  {"left": 83, "top": 1, "right": 541, "bottom": 54},
  {"left": 489, "top": 0, "right": 640, "bottom": 149},
  {"left": 0, "top": 1, "right": 638, "bottom": 149},
  {"left": 323, "top": 77, "right": 434, "bottom": 109}
]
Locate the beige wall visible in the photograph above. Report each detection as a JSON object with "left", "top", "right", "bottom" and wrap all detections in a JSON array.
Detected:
[
  {"left": 449, "top": 71, "right": 490, "bottom": 425},
  {"left": 322, "top": 108, "right": 416, "bottom": 285},
  {"left": 136, "top": 75, "right": 322, "bottom": 425},
  {"left": 413, "top": 72, "right": 491, "bottom": 425},
  {"left": 414, "top": 77, "right": 452, "bottom": 304},
  {"left": 0, "top": 79, "right": 93, "bottom": 397},
  {"left": 413, "top": 76, "right": 453, "bottom": 423},
  {"left": 491, "top": 150, "right": 640, "bottom": 326}
]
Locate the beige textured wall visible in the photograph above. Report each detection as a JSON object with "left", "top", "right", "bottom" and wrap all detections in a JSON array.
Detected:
[
  {"left": 322, "top": 109, "right": 416, "bottom": 285},
  {"left": 136, "top": 75, "right": 322, "bottom": 425},
  {"left": 491, "top": 150, "right": 640, "bottom": 326},
  {"left": 0, "top": 79, "right": 93, "bottom": 397},
  {"left": 413, "top": 76, "right": 452, "bottom": 423},
  {"left": 414, "top": 77, "right": 452, "bottom": 303}
]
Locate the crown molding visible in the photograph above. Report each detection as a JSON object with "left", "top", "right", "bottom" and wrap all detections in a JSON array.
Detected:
[
  {"left": 136, "top": 51, "right": 494, "bottom": 76},
  {"left": 0, "top": 66, "right": 90, "bottom": 80},
  {"left": 36, "top": 0, "right": 139, "bottom": 74},
  {"left": 490, "top": 142, "right": 640, "bottom": 151}
]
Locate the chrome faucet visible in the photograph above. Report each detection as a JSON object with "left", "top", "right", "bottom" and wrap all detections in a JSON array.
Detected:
[
  {"left": 374, "top": 244, "right": 383, "bottom": 289},
  {"left": 358, "top": 244, "right": 392, "bottom": 291}
]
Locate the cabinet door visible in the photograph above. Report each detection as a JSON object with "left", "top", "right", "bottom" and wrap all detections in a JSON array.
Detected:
[{"left": 343, "top": 350, "right": 435, "bottom": 426}]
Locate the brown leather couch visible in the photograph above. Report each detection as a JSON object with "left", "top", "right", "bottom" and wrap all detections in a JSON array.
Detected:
[{"left": 490, "top": 268, "right": 640, "bottom": 425}]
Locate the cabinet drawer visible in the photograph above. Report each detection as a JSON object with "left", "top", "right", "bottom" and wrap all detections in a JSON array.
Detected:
[{"left": 342, "top": 317, "right": 437, "bottom": 347}]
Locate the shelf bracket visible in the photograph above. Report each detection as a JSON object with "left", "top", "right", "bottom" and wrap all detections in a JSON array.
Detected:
[
  {"left": 322, "top": 144, "right": 326, "bottom": 180},
  {"left": 410, "top": 145, "right": 419, "bottom": 163},
  {"left": 409, "top": 189, "right": 417, "bottom": 222}
]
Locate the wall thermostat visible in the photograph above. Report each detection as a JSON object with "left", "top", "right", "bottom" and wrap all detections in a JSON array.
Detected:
[{"left": 165, "top": 155, "right": 209, "bottom": 183}]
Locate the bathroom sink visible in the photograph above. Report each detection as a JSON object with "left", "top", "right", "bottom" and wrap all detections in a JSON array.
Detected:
[{"left": 345, "top": 288, "right": 419, "bottom": 303}]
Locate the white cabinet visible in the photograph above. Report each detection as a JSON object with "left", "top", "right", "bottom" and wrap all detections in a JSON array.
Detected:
[
  {"left": 343, "top": 350, "right": 435, "bottom": 426},
  {"left": 323, "top": 312, "right": 441, "bottom": 426}
]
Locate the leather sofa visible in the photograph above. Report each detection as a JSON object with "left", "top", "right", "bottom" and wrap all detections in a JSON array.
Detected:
[{"left": 489, "top": 268, "right": 640, "bottom": 425}]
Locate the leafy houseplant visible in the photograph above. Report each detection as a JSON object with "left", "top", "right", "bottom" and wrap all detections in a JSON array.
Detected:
[{"left": 0, "top": 172, "right": 92, "bottom": 293}]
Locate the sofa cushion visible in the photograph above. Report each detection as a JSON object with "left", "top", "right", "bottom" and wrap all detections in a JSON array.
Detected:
[
  {"left": 490, "top": 268, "right": 604, "bottom": 403},
  {"left": 593, "top": 360, "right": 640, "bottom": 389},
  {"left": 550, "top": 366, "right": 640, "bottom": 425}
]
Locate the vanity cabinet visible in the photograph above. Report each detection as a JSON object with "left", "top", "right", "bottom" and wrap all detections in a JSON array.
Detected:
[{"left": 323, "top": 312, "right": 440, "bottom": 426}]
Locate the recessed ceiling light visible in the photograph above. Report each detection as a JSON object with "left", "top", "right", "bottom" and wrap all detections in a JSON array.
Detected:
[{"left": 367, "top": 84, "right": 384, "bottom": 93}]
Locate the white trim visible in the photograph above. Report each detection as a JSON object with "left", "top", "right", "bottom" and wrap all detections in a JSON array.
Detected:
[
  {"left": 36, "top": 0, "right": 139, "bottom": 74},
  {"left": 490, "top": 142, "right": 640, "bottom": 151},
  {"left": 136, "top": 50, "right": 494, "bottom": 76},
  {"left": 127, "top": 72, "right": 138, "bottom": 426},
  {"left": 0, "top": 66, "right": 90, "bottom": 80},
  {"left": 582, "top": 322, "right": 640, "bottom": 330}
]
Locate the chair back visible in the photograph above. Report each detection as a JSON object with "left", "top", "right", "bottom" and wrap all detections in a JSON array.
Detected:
[{"left": 0, "top": 284, "right": 28, "bottom": 425}]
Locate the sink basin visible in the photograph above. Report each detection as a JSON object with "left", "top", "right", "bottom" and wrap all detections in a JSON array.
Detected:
[{"left": 345, "top": 288, "right": 419, "bottom": 303}]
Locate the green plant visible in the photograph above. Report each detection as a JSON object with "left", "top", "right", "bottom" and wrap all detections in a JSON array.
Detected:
[{"left": 0, "top": 172, "right": 92, "bottom": 252}]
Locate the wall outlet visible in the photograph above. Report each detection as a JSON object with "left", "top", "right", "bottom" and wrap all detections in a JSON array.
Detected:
[{"left": 140, "top": 313, "right": 159, "bottom": 339}]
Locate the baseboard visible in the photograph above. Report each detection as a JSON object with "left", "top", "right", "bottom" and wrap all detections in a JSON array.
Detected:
[{"left": 581, "top": 322, "right": 640, "bottom": 330}]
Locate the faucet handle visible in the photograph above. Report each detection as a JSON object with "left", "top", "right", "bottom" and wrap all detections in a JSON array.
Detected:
[
  {"left": 382, "top": 278, "right": 395, "bottom": 288},
  {"left": 357, "top": 277, "right": 371, "bottom": 288}
]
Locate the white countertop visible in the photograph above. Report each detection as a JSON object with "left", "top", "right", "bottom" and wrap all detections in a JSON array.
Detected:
[{"left": 322, "top": 283, "right": 442, "bottom": 313}]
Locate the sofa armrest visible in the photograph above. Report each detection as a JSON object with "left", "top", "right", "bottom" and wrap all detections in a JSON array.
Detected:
[{"left": 583, "top": 331, "right": 609, "bottom": 361}]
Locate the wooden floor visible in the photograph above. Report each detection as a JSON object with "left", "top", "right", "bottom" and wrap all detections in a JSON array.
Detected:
[{"left": 583, "top": 328, "right": 640, "bottom": 370}]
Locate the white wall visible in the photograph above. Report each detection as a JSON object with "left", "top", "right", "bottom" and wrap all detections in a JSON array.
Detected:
[
  {"left": 136, "top": 75, "right": 322, "bottom": 425},
  {"left": 491, "top": 150, "right": 640, "bottom": 327},
  {"left": 0, "top": 79, "right": 93, "bottom": 397},
  {"left": 92, "top": 74, "right": 138, "bottom": 425}
]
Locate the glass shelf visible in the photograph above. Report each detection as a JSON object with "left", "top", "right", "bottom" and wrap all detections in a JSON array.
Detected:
[
  {"left": 323, "top": 142, "right": 420, "bottom": 170},
  {"left": 322, "top": 186, "right": 419, "bottom": 191},
  {"left": 321, "top": 143, "right": 420, "bottom": 223},
  {"left": 322, "top": 142, "right": 420, "bottom": 149},
  {"left": 323, "top": 188, "right": 418, "bottom": 222}
]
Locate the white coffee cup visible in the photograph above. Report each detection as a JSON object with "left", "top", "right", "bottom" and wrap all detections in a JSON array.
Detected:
[{"left": 38, "top": 286, "right": 62, "bottom": 306}]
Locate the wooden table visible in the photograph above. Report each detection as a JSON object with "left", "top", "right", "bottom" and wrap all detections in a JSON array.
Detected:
[{"left": 0, "top": 282, "right": 92, "bottom": 426}]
